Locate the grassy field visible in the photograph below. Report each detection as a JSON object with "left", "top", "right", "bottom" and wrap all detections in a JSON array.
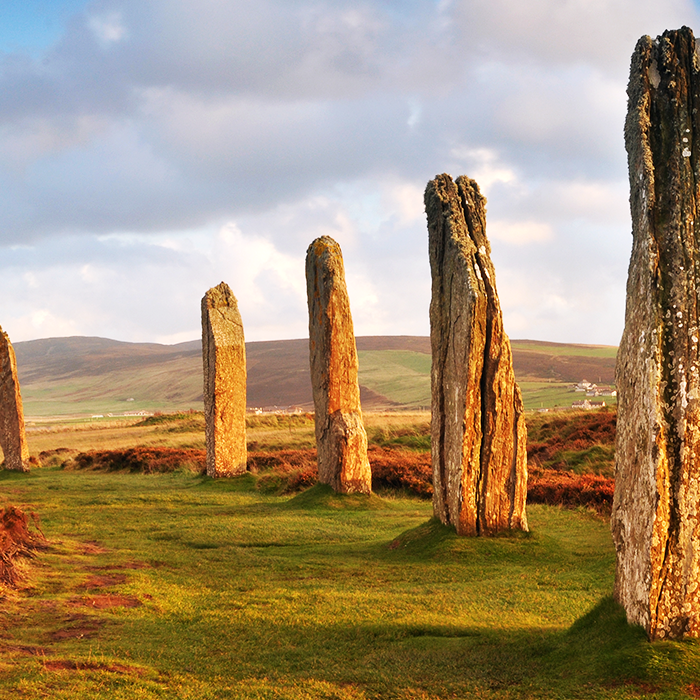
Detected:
[
  {"left": 1, "top": 412, "right": 699, "bottom": 698},
  {"left": 510, "top": 340, "right": 618, "bottom": 359},
  {"left": 518, "top": 381, "right": 616, "bottom": 411},
  {"left": 16, "top": 336, "right": 619, "bottom": 417},
  {"left": 20, "top": 356, "right": 203, "bottom": 417},
  {"left": 357, "top": 351, "right": 431, "bottom": 408}
]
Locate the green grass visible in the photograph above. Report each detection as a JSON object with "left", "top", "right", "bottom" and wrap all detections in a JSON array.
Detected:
[
  {"left": 21, "top": 356, "right": 203, "bottom": 417},
  {"left": 357, "top": 350, "right": 616, "bottom": 412},
  {"left": 2, "top": 463, "right": 699, "bottom": 699},
  {"left": 511, "top": 340, "right": 618, "bottom": 359},
  {"left": 358, "top": 350, "right": 431, "bottom": 408}
]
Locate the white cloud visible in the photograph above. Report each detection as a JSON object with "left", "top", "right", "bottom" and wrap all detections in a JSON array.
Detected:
[
  {"left": 488, "top": 220, "right": 553, "bottom": 245},
  {"left": 88, "top": 12, "right": 128, "bottom": 47},
  {"left": 0, "top": 0, "right": 694, "bottom": 346},
  {"left": 447, "top": 147, "right": 518, "bottom": 192},
  {"left": 451, "top": 0, "right": 696, "bottom": 72}
]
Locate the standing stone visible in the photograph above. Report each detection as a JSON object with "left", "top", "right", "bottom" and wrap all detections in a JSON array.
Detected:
[
  {"left": 201, "top": 282, "right": 247, "bottom": 477},
  {"left": 305, "top": 236, "right": 371, "bottom": 494},
  {"left": 425, "top": 174, "right": 528, "bottom": 536},
  {"left": 613, "top": 27, "right": 700, "bottom": 640},
  {"left": 0, "top": 327, "right": 29, "bottom": 472}
]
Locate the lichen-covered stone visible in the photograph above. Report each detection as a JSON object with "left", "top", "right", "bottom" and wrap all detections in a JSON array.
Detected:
[
  {"left": 305, "top": 236, "right": 371, "bottom": 494},
  {"left": 613, "top": 26, "right": 700, "bottom": 641},
  {"left": 425, "top": 174, "right": 528, "bottom": 536},
  {"left": 201, "top": 282, "right": 247, "bottom": 477},
  {"left": 0, "top": 327, "right": 29, "bottom": 472}
]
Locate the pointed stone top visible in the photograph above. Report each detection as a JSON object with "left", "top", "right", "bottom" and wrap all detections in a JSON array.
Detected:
[
  {"left": 307, "top": 235, "right": 342, "bottom": 260},
  {"left": 203, "top": 281, "right": 238, "bottom": 310}
]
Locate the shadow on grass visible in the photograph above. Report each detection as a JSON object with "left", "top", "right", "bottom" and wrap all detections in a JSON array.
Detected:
[
  {"left": 282, "top": 483, "right": 391, "bottom": 511},
  {"left": 115, "top": 595, "right": 698, "bottom": 699},
  {"left": 387, "top": 517, "right": 533, "bottom": 560},
  {"left": 0, "top": 468, "right": 36, "bottom": 481},
  {"left": 192, "top": 472, "right": 259, "bottom": 492}
]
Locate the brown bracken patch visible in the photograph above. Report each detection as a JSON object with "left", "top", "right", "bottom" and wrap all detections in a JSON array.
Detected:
[
  {"left": 0, "top": 505, "right": 47, "bottom": 586},
  {"left": 67, "top": 447, "right": 206, "bottom": 474},
  {"left": 686, "top": 684, "right": 700, "bottom": 699},
  {"left": 527, "top": 469, "right": 614, "bottom": 514}
]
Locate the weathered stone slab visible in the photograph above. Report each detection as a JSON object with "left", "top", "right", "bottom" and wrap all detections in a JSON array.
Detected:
[
  {"left": 425, "top": 174, "right": 528, "bottom": 536},
  {"left": 613, "top": 26, "right": 700, "bottom": 640},
  {"left": 0, "top": 327, "right": 30, "bottom": 472},
  {"left": 201, "top": 282, "right": 247, "bottom": 477},
  {"left": 305, "top": 236, "right": 371, "bottom": 494}
]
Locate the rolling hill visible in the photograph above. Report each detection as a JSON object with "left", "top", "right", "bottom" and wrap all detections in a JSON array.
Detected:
[{"left": 13, "top": 335, "right": 617, "bottom": 417}]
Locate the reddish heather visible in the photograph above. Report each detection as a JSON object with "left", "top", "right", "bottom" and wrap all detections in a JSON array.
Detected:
[
  {"left": 527, "top": 409, "right": 616, "bottom": 468},
  {"left": 527, "top": 470, "right": 614, "bottom": 514},
  {"left": 64, "top": 409, "right": 618, "bottom": 512},
  {"left": 70, "top": 447, "right": 206, "bottom": 474}
]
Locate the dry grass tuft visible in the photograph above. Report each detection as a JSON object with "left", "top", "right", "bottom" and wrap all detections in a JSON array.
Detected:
[{"left": 0, "top": 505, "right": 47, "bottom": 587}]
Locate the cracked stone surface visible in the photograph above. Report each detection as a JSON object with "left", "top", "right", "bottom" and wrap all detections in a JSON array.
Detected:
[
  {"left": 201, "top": 282, "right": 247, "bottom": 478},
  {"left": 306, "top": 236, "right": 371, "bottom": 495},
  {"left": 425, "top": 174, "right": 527, "bottom": 536},
  {"left": 613, "top": 26, "right": 700, "bottom": 640},
  {"left": 0, "top": 327, "right": 29, "bottom": 472}
]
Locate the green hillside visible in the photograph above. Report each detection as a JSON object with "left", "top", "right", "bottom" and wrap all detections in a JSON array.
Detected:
[
  {"left": 356, "top": 341, "right": 617, "bottom": 411},
  {"left": 14, "top": 336, "right": 617, "bottom": 417},
  {"left": 357, "top": 350, "right": 431, "bottom": 408}
]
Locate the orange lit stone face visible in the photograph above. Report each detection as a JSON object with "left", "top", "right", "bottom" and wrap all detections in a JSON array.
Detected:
[
  {"left": 305, "top": 236, "right": 371, "bottom": 495},
  {"left": 0, "top": 327, "right": 29, "bottom": 472},
  {"left": 614, "top": 27, "right": 700, "bottom": 640},
  {"left": 201, "top": 282, "right": 247, "bottom": 478},
  {"left": 425, "top": 174, "right": 528, "bottom": 537}
]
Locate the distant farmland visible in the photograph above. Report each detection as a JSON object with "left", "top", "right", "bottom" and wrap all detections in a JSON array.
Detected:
[{"left": 14, "top": 335, "right": 616, "bottom": 417}]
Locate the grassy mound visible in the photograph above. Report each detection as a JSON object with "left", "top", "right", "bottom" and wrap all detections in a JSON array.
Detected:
[{"left": 284, "top": 483, "right": 389, "bottom": 510}]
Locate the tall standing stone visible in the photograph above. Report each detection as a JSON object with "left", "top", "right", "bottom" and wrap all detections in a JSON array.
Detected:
[
  {"left": 0, "top": 327, "right": 29, "bottom": 473},
  {"left": 613, "top": 27, "right": 700, "bottom": 640},
  {"left": 305, "top": 236, "right": 371, "bottom": 495},
  {"left": 425, "top": 174, "right": 528, "bottom": 536},
  {"left": 202, "top": 282, "right": 247, "bottom": 478}
]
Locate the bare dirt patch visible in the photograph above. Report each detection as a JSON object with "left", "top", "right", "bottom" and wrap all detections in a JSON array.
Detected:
[
  {"left": 0, "top": 644, "right": 48, "bottom": 656},
  {"left": 43, "top": 659, "right": 143, "bottom": 674},
  {"left": 78, "top": 573, "right": 128, "bottom": 589},
  {"left": 79, "top": 541, "right": 109, "bottom": 555},
  {"left": 70, "top": 594, "right": 141, "bottom": 609},
  {"left": 87, "top": 560, "right": 149, "bottom": 571},
  {"left": 49, "top": 613, "right": 104, "bottom": 641}
]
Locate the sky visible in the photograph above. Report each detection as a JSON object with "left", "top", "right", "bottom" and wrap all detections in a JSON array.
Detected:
[{"left": 0, "top": 1, "right": 698, "bottom": 347}]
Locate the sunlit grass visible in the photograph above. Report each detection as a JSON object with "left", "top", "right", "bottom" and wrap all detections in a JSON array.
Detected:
[
  {"left": 1, "top": 458, "right": 698, "bottom": 699},
  {"left": 2, "top": 411, "right": 699, "bottom": 698}
]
